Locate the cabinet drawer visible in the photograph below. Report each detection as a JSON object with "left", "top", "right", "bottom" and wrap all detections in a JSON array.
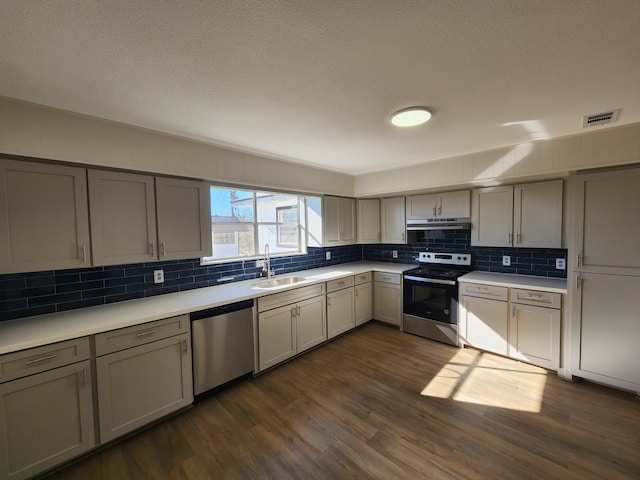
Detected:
[
  {"left": 0, "top": 337, "right": 90, "bottom": 383},
  {"left": 326, "top": 276, "right": 355, "bottom": 293},
  {"left": 510, "top": 289, "right": 561, "bottom": 309},
  {"left": 354, "top": 272, "right": 372, "bottom": 285},
  {"left": 257, "top": 283, "right": 326, "bottom": 312},
  {"left": 460, "top": 283, "right": 508, "bottom": 301},
  {"left": 373, "top": 272, "right": 401, "bottom": 285},
  {"left": 94, "top": 314, "right": 190, "bottom": 356}
]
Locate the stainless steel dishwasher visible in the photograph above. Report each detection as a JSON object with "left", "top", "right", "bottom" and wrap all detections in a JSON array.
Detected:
[{"left": 191, "top": 299, "right": 254, "bottom": 398}]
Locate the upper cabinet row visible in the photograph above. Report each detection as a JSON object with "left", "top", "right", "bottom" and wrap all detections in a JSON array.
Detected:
[
  {"left": 470, "top": 180, "right": 563, "bottom": 248},
  {"left": 326, "top": 180, "right": 562, "bottom": 248},
  {"left": 0, "top": 159, "right": 211, "bottom": 274}
]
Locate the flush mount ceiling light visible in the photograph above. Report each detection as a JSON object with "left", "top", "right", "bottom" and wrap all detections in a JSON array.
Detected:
[{"left": 391, "top": 107, "right": 432, "bottom": 127}]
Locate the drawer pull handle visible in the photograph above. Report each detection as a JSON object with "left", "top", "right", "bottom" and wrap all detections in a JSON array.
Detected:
[
  {"left": 25, "top": 354, "right": 57, "bottom": 365},
  {"left": 525, "top": 294, "right": 545, "bottom": 300},
  {"left": 136, "top": 329, "right": 158, "bottom": 338}
]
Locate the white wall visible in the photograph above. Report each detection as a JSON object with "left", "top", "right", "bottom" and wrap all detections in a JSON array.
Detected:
[
  {"left": 354, "top": 122, "right": 640, "bottom": 197},
  {"left": 0, "top": 96, "right": 354, "bottom": 196}
]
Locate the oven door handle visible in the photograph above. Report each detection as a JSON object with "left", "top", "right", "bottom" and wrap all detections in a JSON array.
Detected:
[{"left": 403, "top": 276, "right": 457, "bottom": 286}]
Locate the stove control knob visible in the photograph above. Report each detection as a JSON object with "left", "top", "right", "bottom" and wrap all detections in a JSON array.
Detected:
[{"left": 444, "top": 309, "right": 450, "bottom": 314}]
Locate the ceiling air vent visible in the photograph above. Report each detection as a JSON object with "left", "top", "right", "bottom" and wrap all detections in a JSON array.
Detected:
[{"left": 582, "top": 109, "right": 621, "bottom": 128}]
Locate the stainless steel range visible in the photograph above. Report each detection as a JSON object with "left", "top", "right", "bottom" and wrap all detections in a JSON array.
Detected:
[{"left": 403, "top": 252, "right": 472, "bottom": 346}]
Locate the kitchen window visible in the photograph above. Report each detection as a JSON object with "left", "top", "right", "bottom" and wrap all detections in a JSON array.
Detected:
[{"left": 202, "top": 187, "right": 320, "bottom": 263}]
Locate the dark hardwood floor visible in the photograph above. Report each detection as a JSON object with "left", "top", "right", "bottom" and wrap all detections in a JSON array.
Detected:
[{"left": 46, "top": 322, "right": 639, "bottom": 479}]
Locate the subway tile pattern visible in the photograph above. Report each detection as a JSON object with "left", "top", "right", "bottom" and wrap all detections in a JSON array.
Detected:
[
  {"left": 0, "top": 246, "right": 361, "bottom": 322},
  {"left": 0, "top": 232, "right": 565, "bottom": 322},
  {"left": 362, "top": 229, "right": 568, "bottom": 278}
]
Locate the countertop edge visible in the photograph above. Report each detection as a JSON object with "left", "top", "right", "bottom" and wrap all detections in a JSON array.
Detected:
[
  {"left": 458, "top": 272, "right": 568, "bottom": 294},
  {"left": 0, "top": 261, "right": 414, "bottom": 355}
]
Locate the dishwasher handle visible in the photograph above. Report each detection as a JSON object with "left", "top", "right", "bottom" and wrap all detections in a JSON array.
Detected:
[{"left": 190, "top": 299, "right": 254, "bottom": 321}]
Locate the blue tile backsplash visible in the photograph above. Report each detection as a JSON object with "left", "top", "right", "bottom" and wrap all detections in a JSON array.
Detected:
[{"left": 0, "top": 231, "right": 565, "bottom": 322}]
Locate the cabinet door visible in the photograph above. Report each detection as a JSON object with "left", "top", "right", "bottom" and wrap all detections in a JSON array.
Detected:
[
  {"left": 574, "top": 273, "right": 640, "bottom": 389},
  {"left": 0, "top": 361, "right": 94, "bottom": 480},
  {"left": 460, "top": 295, "right": 508, "bottom": 355},
  {"left": 340, "top": 197, "right": 356, "bottom": 243},
  {"left": 574, "top": 168, "right": 640, "bottom": 274},
  {"left": 355, "top": 282, "right": 373, "bottom": 326},
  {"left": 96, "top": 333, "right": 193, "bottom": 443},
  {"left": 0, "top": 160, "right": 90, "bottom": 273},
  {"left": 514, "top": 180, "right": 562, "bottom": 248},
  {"left": 357, "top": 199, "right": 380, "bottom": 244},
  {"left": 258, "top": 305, "right": 296, "bottom": 371},
  {"left": 406, "top": 194, "right": 436, "bottom": 220},
  {"left": 327, "top": 287, "right": 355, "bottom": 339},
  {"left": 156, "top": 177, "right": 212, "bottom": 260},
  {"left": 438, "top": 190, "right": 470, "bottom": 218},
  {"left": 322, "top": 196, "right": 342, "bottom": 245},
  {"left": 471, "top": 186, "right": 514, "bottom": 247},
  {"left": 380, "top": 197, "right": 406, "bottom": 244},
  {"left": 509, "top": 303, "right": 560, "bottom": 370},
  {"left": 296, "top": 295, "right": 327, "bottom": 352},
  {"left": 374, "top": 282, "right": 401, "bottom": 326},
  {"left": 88, "top": 170, "right": 157, "bottom": 266}
]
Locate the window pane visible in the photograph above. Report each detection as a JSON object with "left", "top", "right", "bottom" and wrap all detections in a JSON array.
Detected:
[
  {"left": 258, "top": 224, "right": 298, "bottom": 254},
  {"left": 211, "top": 187, "right": 254, "bottom": 222},
  {"left": 256, "top": 192, "right": 298, "bottom": 222},
  {"left": 211, "top": 223, "right": 255, "bottom": 259}
]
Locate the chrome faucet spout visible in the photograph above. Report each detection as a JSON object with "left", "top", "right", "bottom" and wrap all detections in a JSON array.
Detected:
[{"left": 264, "top": 244, "right": 274, "bottom": 279}]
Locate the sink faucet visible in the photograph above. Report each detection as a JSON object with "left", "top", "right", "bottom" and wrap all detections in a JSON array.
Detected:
[{"left": 263, "top": 244, "right": 274, "bottom": 279}]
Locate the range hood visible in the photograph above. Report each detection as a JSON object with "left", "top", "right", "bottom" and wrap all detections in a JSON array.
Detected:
[{"left": 406, "top": 217, "right": 471, "bottom": 231}]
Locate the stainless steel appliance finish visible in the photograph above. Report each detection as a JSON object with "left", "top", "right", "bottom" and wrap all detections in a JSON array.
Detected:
[
  {"left": 406, "top": 217, "right": 471, "bottom": 231},
  {"left": 403, "top": 252, "right": 471, "bottom": 346},
  {"left": 191, "top": 299, "right": 254, "bottom": 397}
]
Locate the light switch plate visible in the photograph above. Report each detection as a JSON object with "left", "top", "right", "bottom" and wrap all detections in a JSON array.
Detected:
[
  {"left": 326, "top": 251, "right": 331, "bottom": 260},
  {"left": 556, "top": 258, "right": 566, "bottom": 270},
  {"left": 502, "top": 256, "right": 511, "bottom": 266},
  {"left": 392, "top": 250, "right": 398, "bottom": 258},
  {"left": 153, "top": 270, "right": 164, "bottom": 284}
]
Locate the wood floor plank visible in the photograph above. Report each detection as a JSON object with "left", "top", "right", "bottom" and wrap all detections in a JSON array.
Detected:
[{"left": 43, "top": 322, "right": 640, "bottom": 479}]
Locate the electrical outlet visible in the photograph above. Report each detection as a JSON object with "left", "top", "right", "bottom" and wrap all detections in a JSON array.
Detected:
[
  {"left": 392, "top": 250, "right": 398, "bottom": 258},
  {"left": 153, "top": 269, "right": 164, "bottom": 284},
  {"left": 256, "top": 259, "right": 265, "bottom": 268},
  {"left": 556, "top": 258, "right": 566, "bottom": 270},
  {"left": 502, "top": 256, "right": 511, "bottom": 266},
  {"left": 326, "top": 251, "right": 331, "bottom": 260}
]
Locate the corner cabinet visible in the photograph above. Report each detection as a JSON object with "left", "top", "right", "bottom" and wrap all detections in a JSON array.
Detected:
[
  {"left": 380, "top": 197, "right": 406, "bottom": 244},
  {"left": 0, "top": 159, "right": 91, "bottom": 274},
  {"left": 94, "top": 315, "right": 193, "bottom": 443},
  {"left": 323, "top": 196, "right": 356, "bottom": 246},
  {"left": 155, "top": 177, "right": 212, "bottom": 260},
  {"left": 357, "top": 199, "right": 381, "bottom": 244},
  {"left": 88, "top": 170, "right": 158, "bottom": 266},
  {"left": 471, "top": 180, "right": 562, "bottom": 248},
  {"left": 0, "top": 338, "right": 95, "bottom": 480}
]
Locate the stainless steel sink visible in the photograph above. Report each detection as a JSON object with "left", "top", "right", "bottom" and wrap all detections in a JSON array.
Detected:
[{"left": 251, "top": 277, "right": 308, "bottom": 289}]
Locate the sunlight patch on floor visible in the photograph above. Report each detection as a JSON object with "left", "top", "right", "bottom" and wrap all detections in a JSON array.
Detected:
[{"left": 421, "top": 348, "right": 547, "bottom": 413}]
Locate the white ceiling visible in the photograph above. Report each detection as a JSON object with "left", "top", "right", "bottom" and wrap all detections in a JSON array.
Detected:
[{"left": 1, "top": 1, "right": 639, "bottom": 175}]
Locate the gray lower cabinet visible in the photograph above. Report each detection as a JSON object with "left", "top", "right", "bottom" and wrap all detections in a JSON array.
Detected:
[
  {"left": 0, "top": 339, "right": 94, "bottom": 480},
  {"left": 257, "top": 284, "right": 327, "bottom": 371},
  {"left": 459, "top": 284, "right": 509, "bottom": 356},
  {"left": 355, "top": 272, "right": 373, "bottom": 326},
  {"left": 373, "top": 272, "right": 402, "bottom": 326},
  {"left": 327, "top": 276, "right": 355, "bottom": 339},
  {"left": 94, "top": 315, "right": 193, "bottom": 443}
]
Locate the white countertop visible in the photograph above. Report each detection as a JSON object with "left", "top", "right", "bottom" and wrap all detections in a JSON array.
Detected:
[
  {"left": 0, "top": 261, "right": 413, "bottom": 355},
  {"left": 458, "top": 271, "right": 567, "bottom": 294}
]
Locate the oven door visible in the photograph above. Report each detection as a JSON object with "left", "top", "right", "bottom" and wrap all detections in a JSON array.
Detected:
[{"left": 403, "top": 277, "right": 458, "bottom": 324}]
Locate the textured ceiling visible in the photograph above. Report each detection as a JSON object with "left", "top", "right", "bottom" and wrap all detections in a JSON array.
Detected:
[{"left": 1, "top": 1, "right": 639, "bottom": 175}]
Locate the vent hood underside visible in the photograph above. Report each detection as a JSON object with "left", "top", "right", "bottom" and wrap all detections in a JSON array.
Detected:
[{"left": 406, "top": 218, "right": 471, "bottom": 231}]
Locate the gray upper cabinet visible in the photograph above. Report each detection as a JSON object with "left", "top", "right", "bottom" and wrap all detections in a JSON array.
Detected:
[
  {"left": 0, "top": 159, "right": 91, "bottom": 274},
  {"left": 155, "top": 177, "right": 212, "bottom": 260},
  {"left": 88, "top": 170, "right": 157, "bottom": 266},
  {"left": 380, "top": 197, "right": 406, "bottom": 244},
  {"left": 357, "top": 198, "right": 380, "bottom": 244},
  {"left": 406, "top": 190, "right": 470, "bottom": 220},
  {"left": 471, "top": 186, "right": 514, "bottom": 247},
  {"left": 322, "top": 195, "right": 356, "bottom": 246}
]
